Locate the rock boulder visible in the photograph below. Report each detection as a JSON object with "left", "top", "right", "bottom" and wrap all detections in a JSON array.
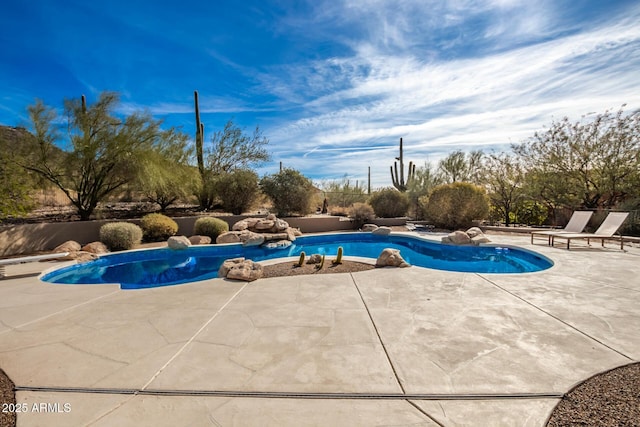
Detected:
[
  {"left": 441, "top": 228, "right": 491, "bottom": 245},
  {"left": 466, "top": 227, "right": 484, "bottom": 238},
  {"left": 372, "top": 226, "right": 391, "bottom": 236},
  {"left": 54, "top": 240, "right": 81, "bottom": 253},
  {"left": 375, "top": 248, "right": 410, "bottom": 268},
  {"left": 442, "top": 231, "right": 472, "bottom": 245},
  {"left": 188, "top": 235, "right": 212, "bottom": 245},
  {"left": 216, "top": 232, "right": 242, "bottom": 244},
  {"left": 81, "top": 242, "right": 109, "bottom": 254},
  {"left": 167, "top": 236, "right": 191, "bottom": 250},
  {"left": 218, "top": 257, "right": 263, "bottom": 282}
]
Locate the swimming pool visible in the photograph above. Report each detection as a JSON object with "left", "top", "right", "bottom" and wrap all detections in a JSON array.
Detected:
[{"left": 41, "top": 233, "right": 553, "bottom": 289}]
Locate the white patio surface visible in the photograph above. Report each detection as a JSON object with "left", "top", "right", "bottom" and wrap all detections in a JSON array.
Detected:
[{"left": 0, "top": 232, "right": 638, "bottom": 426}]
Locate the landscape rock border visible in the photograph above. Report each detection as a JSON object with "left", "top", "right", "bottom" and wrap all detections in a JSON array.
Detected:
[
  {"left": 216, "top": 214, "right": 302, "bottom": 248},
  {"left": 441, "top": 227, "right": 491, "bottom": 246}
]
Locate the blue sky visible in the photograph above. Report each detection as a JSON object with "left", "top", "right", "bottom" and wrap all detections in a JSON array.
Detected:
[{"left": 2, "top": 0, "right": 639, "bottom": 188}]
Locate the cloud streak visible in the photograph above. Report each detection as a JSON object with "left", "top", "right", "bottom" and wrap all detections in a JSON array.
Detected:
[
  {"left": 258, "top": 1, "right": 640, "bottom": 187},
  {"left": 1, "top": 0, "right": 639, "bottom": 189}
]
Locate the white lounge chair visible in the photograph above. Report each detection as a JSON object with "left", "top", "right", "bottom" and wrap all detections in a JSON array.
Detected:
[
  {"left": 0, "top": 252, "right": 69, "bottom": 279},
  {"left": 551, "top": 212, "right": 629, "bottom": 250},
  {"left": 530, "top": 211, "right": 593, "bottom": 245}
]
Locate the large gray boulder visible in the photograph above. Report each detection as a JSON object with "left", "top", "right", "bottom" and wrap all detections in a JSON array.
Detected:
[{"left": 362, "top": 224, "right": 379, "bottom": 232}]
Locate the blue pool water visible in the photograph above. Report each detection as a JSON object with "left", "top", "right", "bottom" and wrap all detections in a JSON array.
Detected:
[{"left": 41, "top": 233, "right": 553, "bottom": 289}]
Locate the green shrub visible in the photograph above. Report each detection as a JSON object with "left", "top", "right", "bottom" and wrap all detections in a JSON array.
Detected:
[
  {"left": 99, "top": 222, "right": 143, "bottom": 251},
  {"left": 214, "top": 169, "right": 260, "bottom": 215},
  {"left": 348, "top": 202, "right": 375, "bottom": 229},
  {"left": 140, "top": 213, "right": 179, "bottom": 241},
  {"left": 368, "top": 188, "right": 410, "bottom": 218},
  {"left": 515, "top": 200, "right": 547, "bottom": 226},
  {"left": 422, "top": 182, "right": 489, "bottom": 230},
  {"left": 259, "top": 168, "right": 314, "bottom": 216},
  {"left": 193, "top": 217, "right": 229, "bottom": 241}
]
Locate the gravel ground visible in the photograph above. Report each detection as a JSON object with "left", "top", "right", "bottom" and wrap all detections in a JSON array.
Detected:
[
  {"left": 546, "top": 362, "right": 640, "bottom": 426},
  {"left": 0, "top": 369, "right": 16, "bottom": 427},
  {"left": 262, "top": 260, "right": 375, "bottom": 278}
]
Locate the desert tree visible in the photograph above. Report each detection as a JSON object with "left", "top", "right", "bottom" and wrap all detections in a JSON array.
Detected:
[
  {"left": 213, "top": 169, "right": 261, "bottom": 215},
  {"left": 406, "top": 162, "right": 443, "bottom": 219},
  {"left": 136, "top": 128, "right": 195, "bottom": 211},
  {"left": 513, "top": 106, "right": 640, "bottom": 210},
  {"left": 0, "top": 127, "right": 40, "bottom": 219},
  {"left": 193, "top": 91, "right": 270, "bottom": 210},
  {"left": 193, "top": 120, "right": 270, "bottom": 210},
  {"left": 0, "top": 159, "right": 33, "bottom": 219},
  {"left": 438, "top": 150, "right": 484, "bottom": 184},
  {"left": 260, "top": 168, "right": 314, "bottom": 217},
  {"left": 482, "top": 153, "right": 524, "bottom": 226},
  {"left": 21, "top": 92, "right": 171, "bottom": 220}
]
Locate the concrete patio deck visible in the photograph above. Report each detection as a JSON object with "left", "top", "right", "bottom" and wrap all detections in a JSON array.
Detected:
[{"left": 1, "top": 232, "right": 638, "bottom": 426}]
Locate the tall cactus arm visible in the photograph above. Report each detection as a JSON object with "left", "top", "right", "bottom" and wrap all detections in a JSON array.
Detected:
[{"left": 194, "top": 90, "right": 205, "bottom": 176}]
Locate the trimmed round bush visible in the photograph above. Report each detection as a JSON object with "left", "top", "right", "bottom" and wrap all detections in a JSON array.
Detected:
[
  {"left": 99, "top": 222, "right": 143, "bottom": 251},
  {"left": 422, "top": 182, "right": 490, "bottom": 230},
  {"left": 348, "top": 202, "right": 375, "bottom": 229},
  {"left": 368, "top": 188, "right": 410, "bottom": 218},
  {"left": 140, "top": 213, "right": 178, "bottom": 242},
  {"left": 193, "top": 217, "right": 229, "bottom": 241}
]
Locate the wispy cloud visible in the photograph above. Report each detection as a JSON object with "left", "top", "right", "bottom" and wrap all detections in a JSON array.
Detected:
[
  {"left": 1, "top": 0, "right": 639, "bottom": 189},
  {"left": 256, "top": 1, "right": 640, "bottom": 186}
]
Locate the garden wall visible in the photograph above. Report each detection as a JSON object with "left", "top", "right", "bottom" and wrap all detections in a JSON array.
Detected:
[{"left": 0, "top": 215, "right": 407, "bottom": 256}]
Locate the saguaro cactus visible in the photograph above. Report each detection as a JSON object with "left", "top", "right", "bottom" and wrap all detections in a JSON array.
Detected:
[
  {"left": 194, "top": 90, "right": 205, "bottom": 176},
  {"left": 390, "top": 138, "right": 415, "bottom": 192}
]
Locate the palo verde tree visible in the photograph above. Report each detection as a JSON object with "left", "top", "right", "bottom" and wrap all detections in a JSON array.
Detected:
[
  {"left": 136, "top": 128, "right": 195, "bottom": 211},
  {"left": 0, "top": 127, "right": 38, "bottom": 219},
  {"left": 513, "top": 106, "right": 640, "bottom": 210},
  {"left": 21, "top": 92, "right": 170, "bottom": 220}
]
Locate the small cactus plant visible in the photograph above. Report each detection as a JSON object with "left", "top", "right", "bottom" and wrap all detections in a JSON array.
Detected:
[
  {"left": 296, "top": 251, "right": 306, "bottom": 267},
  {"left": 316, "top": 254, "right": 326, "bottom": 270},
  {"left": 332, "top": 246, "right": 343, "bottom": 265}
]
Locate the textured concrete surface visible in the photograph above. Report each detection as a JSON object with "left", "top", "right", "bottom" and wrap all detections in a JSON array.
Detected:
[{"left": 1, "top": 232, "right": 638, "bottom": 426}]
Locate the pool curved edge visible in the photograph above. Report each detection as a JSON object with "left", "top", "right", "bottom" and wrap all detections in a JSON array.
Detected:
[{"left": 39, "top": 232, "right": 555, "bottom": 288}]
